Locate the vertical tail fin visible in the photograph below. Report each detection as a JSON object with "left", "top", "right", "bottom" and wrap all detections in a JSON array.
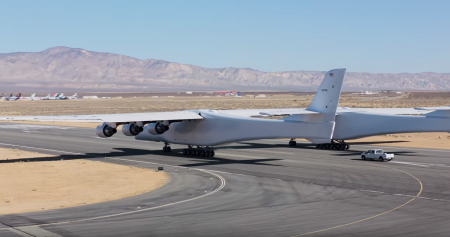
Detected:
[{"left": 307, "top": 69, "right": 346, "bottom": 122}]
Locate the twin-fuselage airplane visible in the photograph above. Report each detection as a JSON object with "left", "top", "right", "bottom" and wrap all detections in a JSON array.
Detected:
[{"left": 1, "top": 68, "right": 449, "bottom": 157}]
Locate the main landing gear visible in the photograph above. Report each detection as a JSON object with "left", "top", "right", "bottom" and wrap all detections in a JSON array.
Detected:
[
  {"left": 315, "top": 140, "right": 350, "bottom": 150},
  {"left": 288, "top": 138, "right": 297, "bottom": 147},
  {"left": 182, "top": 145, "right": 215, "bottom": 157},
  {"left": 162, "top": 142, "right": 172, "bottom": 152}
]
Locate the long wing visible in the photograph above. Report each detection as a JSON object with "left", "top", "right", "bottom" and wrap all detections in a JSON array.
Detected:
[
  {"left": 216, "top": 107, "right": 429, "bottom": 117},
  {"left": 0, "top": 111, "right": 203, "bottom": 123}
]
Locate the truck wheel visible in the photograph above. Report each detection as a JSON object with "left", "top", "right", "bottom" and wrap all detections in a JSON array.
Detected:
[
  {"left": 361, "top": 155, "right": 366, "bottom": 160},
  {"left": 379, "top": 157, "right": 384, "bottom": 162}
]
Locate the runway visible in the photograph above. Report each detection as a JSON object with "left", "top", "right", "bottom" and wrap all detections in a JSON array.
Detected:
[{"left": 0, "top": 123, "right": 449, "bottom": 237}]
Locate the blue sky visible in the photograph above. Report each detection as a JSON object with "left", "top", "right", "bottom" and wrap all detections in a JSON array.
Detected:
[{"left": 0, "top": 0, "right": 449, "bottom": 73}]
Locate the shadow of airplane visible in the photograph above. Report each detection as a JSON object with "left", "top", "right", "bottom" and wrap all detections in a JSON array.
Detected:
[
  {"left": 0, "top": 147, "right": 282, "bottom": 167},
  {"left": 217, "top": 140, "right": 410, "bottom": 151}
]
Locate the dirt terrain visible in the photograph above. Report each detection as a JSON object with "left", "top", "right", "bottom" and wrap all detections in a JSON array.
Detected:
[{"left": 0, "top": 147, "right": 168, "bottom": 215}]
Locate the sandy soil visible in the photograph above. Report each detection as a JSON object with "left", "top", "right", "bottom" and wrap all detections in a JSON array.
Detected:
[
  {"left": 347, "top": 132, "right": 450, "bottom": 150},
  {"left": 0, "top": 148, "right": 168, "bottom": 215}
]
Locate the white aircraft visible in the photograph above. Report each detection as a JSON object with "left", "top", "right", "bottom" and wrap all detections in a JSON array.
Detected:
[
  {"left": 68, "top": 93, "right": 79, "bottom": 100},
  {"left": 352, "top": 90, "right": 379, "bottom": 95},
  {"left": 43, "top": 93, "right": 59, "bottom": 100},
  {"left": 57, "top": 93, "right": 67, "bottom": 100},
  {"left": 1, "top": 68, "right": 449, "bottom": 157},
  {"left": 2, "top": 93, "right": 22, "bottom": 101},
  {"left": 40, "top": 94, "right": 52, "bottom": 100},
  {"left": 22, "top": 93, "right": 42, "bottom": 101}
]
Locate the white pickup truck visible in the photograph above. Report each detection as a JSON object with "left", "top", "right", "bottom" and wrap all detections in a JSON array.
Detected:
[{"left": 361, "top": 149, "right": 394, "bottom": 161}]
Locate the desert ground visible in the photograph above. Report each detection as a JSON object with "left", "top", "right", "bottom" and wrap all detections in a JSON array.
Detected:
[{"left": 0, "top": 147, "right": 168, "bottom": 215}]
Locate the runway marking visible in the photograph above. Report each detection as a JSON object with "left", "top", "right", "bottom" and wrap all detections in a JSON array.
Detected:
[
  {"left": 290, "top": 164, "right": 423, "bottom": 237},
  {"left": 359, "top": 189, "right": 450, "bottom": 203},
  {"left": 391, "top": 161, "right": 450, "bottom": 168}
]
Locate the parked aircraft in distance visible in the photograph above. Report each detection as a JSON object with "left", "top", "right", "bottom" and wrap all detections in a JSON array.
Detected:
[
  {"left": 41, "top": 93, "right": 59, "bottom": 100},
  {"left": 2, "top": 93, "right": 22, "bottom": 101},
  {"left": 2, "top": 68, "right": 450, "bottom": 157},
  {"left": 352, "top": 91, "right": 379, "bottom": 95},
  {"left": 40, "top": 94, "right": 52, "bottom": 100},
  {"left": 57, "top": 93, "right": 67, "bottom": 100},
  {"left": 22, "top": 93, "right": 42, "bottom": 101},
  {"left": 68, "top": 93, "right": 79, "bottom": 100}
]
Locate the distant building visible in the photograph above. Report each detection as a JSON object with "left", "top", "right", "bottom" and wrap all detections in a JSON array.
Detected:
[
  {"left": 186, "top": 92, "right": 193, "bottom": 94},
  {"left": 83, "top": 95, "right": 99, "bottom": 99}
]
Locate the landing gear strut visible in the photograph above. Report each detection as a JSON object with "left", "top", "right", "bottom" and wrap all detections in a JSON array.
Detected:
[
  {"left": 162, "top": 142, "right": 172, "bottom": 152},
  {"left": 315, "top": 140, "right": 350, "bottom": 150},
  {"left": 183, "top": 145, "right": 215, "bottom": 157},
  {"left": 288, "top": 138, "right": 297, "bottom": 147}
]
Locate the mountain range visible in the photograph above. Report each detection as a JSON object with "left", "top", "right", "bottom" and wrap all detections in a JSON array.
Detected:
[{"left": 0, "top": 46, "right": 449, "bottom": 91}]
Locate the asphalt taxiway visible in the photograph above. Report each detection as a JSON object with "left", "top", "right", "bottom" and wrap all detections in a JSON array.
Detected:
[{"left": 0, "top": 123, "right": 449, "bottom": 237}]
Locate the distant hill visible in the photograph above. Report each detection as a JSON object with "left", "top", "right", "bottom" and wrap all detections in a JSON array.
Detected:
[{"left": 0, "top": 46, "right": 449, "bottom": 91}]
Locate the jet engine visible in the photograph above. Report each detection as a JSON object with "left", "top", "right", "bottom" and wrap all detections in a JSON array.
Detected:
[
  {"left": 96, "top": 123, "right": 117, "bottom": 138},
  {"left": 147, "top": 122, "right": 169, "bottom": 135},
  {"left": 122, "top": 124, "right": 144, "bottom": 136}
]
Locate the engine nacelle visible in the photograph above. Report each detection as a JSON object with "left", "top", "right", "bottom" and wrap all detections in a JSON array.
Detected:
[
  {"left": 122, "top": 124, "right": 144, "bottom": 136},
  {"left": 147, "top": 122, "right": 169, "bottom": 135},
  {"left": 96, "top": 123, "right": 117, "bottom": 138}
]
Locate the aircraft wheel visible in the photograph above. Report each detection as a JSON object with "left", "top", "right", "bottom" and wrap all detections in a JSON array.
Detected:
[
  {"left": 292, "top": 141, "right": 297, "bottom": 146},
  {"left": 183, "top": 149, "right": 187, "bottom": 155},
  {"left": 201, "top": 150, "right": 206, "bottom": 157},
  {"left": 210, "top": 150, "right": 215, "bottom": 157},
  {"left": 188, "top": 149, "right": 193, "bottom": 155},
  {"left": 325, "top": 144, "right": 331, "bottom": 149},
  {"left": 345, "top": 144, "right": 350, "bottom": 150},
  {"left": 195, "top": 150, "right": 200, "bottom": 156},
  {"left": 316, "top": 144, "right": 319, "bottom": 149},
  {"left": 166, "top": 146, "right": 171, "bottom": 152},
  {"left": 162, "top": 147, "right": 167, "bottom": 152}
]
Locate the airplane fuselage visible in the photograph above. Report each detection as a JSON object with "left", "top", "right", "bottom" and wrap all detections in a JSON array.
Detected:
[{"left": 135, "top": 110, "right": 334, "bottom": 146}]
